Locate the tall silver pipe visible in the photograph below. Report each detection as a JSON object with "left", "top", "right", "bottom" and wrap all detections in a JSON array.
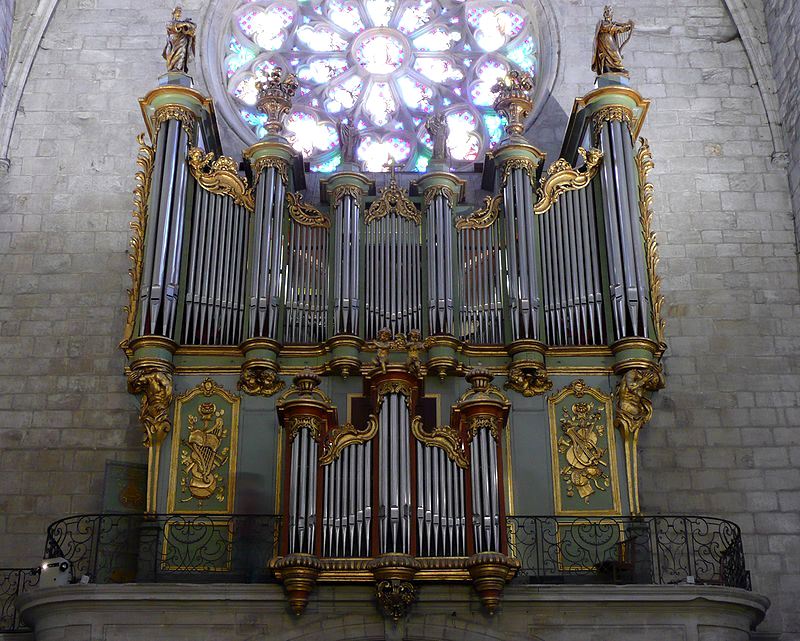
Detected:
[
  {"left": 561, "top": 190, "right": 576, "bottom": 343},
  {"left": 365, "top": 441, "right": 372, "bottom": 554},
  {"left": 585, "top": 182, "right": 605, "bottom": 342}
]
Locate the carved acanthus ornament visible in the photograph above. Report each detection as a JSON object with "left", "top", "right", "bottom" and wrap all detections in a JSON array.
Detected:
[
  {"left": 533, "top": 147, "right": 603, "bottom": 214},
  {"left": 455, "top": 195, "right": 502, "bottom": 230},
  {"left": 255, "top": 66, "right": 299, "bottom": 135},
  {"left": 286, "top": 416, "right": 322, "bottom": 443},
  {"left": 366, "top": 174, "right": 420, "bottom": 225},
  {"left": 491, "top": 70, "right": 534, "bottom": 137},
  {"left": 286, "top": 192, "right": 330, "bottom": 228},
  {"left": 422, "top": 184, "right": 456, "bottom": 210},
  {"left": 410, "top": 417, "right": 468, "bottom": 468},
  {"left": 330, "top": 183, "right": 363, "bottom": 206},
  {"left": 614, "top": 365, "right": 665, "bottom": 515},
  {"left": 591, "top": 104, "right": 634, "bottom": 146},
  {"left": 635, "top": 138, "right": 666, "bottom": 348},
  {"left": 505, "top": 361, "right": 553, "bottom": 397},
  {"left": 500, "top": 157, "right": 538, "bottom": 189},
  {"left": 251, "top": 156, "right": 290, "bottom": 185},
  {"left": 466, "top": 414, "right": 501, "bottom": 443},
  {"left": 152, "top": 104, "right": 196, "bottom": 142},
  {"left": 237, "top": 364, "right": 284, "bottom": 397},
  {"left": 120, "top": 134, "right": 154, "bottom": 351},
  {"left": 376, "top": 579, "right": 416, "bottom": 621},
  {"left": 187, "top": 147, "right": 254, "bottom": 211},
  {"left": 127, "top": 364, "right": 174, "bottom": 447}
]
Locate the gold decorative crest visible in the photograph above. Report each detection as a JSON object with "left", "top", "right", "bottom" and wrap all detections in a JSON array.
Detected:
[
  {"left": 366, "top": 175, "right": 420, "bottom": 225},
  {"left": 120, "top": 134, "right": 155, "bottom": 351},
  {"left": 505, "top": 361, "right": 553, "bottom": 397},
  {"left": 187, "top": 147, "right": 254, "bottom": 211},
  {"left": 287, "top": 192, "right": 331, "bottom": 228},
  {"left": 410, "top": 417, "right": 468, "bottom": 468},
  {"left": 330, "top": 183, "right": 363, "bottom": 206},
  {"left": 635, "top": 138, "right": 666, "bottom": 348},
  {"left": 591, "top": 105, "right": 634, "bottom": 146},
  {"left": 237, "top": 363, "right": 285, "bottom": 397},
  {"left": 251, "top": 156, "right": 289, "bottom": 185},
  {"left": 500, "top": 157, "right": 538, "bottom": 189},
  {"left": 422, "top": 184, "right": 456, "bottom": 210},
  {"left": 455, "top": 195, "right": 502, "bottom": 230},
  {"left": 319, "top": 415, "right": 378, "bottom": 465},
  {"left": 153, "top": 104, "right": 196, "bottom": 142}
]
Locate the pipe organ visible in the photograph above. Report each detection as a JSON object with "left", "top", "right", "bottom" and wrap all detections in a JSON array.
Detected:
[{"left": 125, "top": 58, "right": 665, "bottom": 618}]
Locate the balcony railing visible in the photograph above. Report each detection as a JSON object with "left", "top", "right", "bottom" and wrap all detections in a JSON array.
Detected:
[{"left": 0, "top": 513, "right": 750, "bottom": 632}]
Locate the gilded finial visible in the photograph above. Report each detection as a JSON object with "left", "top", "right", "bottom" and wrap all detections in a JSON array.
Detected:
[
  {"left": 255, "top": 67, "right": 299, "bottom": 136},
  {"left": 162, "top": 5, "right": 196, "bottom": 74},
  {"left": 491, "top": 70, "right": 534, "bottom": 138},
  {"left": 591, "top": 5, "right": 634, "bottom": 77}
]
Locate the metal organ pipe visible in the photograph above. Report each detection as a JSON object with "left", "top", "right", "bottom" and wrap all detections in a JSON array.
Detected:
[
  {"left": 333, "top": 195, "right": 361, "bottom": 335},
  {"left": 470, "top": 428, "right": 500, "bottom": 553},
  {"left": 288, "top": 428, "right": 318, "bottom": 554},
  {"left": 426, "top": 193, "right": 454, "bottom": 335},
  {"left": 139, "top": 120, "right": 191, "bottom": 338}
]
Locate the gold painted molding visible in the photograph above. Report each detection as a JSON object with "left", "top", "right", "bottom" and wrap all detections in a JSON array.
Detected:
[
  {"left": 187, "top": 147, "right": 254, "bottom": 211},
  {"left": 500, "top": 157, "right": 538, "bottom": 189},
  {"left": 410, "top": 416, "right": 468, "bottom": 468},
  {"left": 287, "top": 192, "right": 331, "bottom": 228},
  {"left": 455, "top": 195, "right": 502, "bottom": 230}
]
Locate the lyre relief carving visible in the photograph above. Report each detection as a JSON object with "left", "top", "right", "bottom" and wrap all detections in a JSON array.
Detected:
[
  {"left": 557, "top": 400, "right": 610, "bottom": 502},
  {"left": 181, "top": 400, "right": 229, "bottom": 502}
]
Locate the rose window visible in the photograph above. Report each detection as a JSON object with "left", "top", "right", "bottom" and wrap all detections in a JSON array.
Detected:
[{"left": 224, "top": 0, "right": 539, "bottom": 172}]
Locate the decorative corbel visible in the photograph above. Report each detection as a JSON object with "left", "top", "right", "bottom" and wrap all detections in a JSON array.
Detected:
[
  {"left": 271, "top": 553, "right": 322, "bottom": 615},
  {"left": 533, "top": 147, "right": 603, "bottom": 214},
  {"left": 237, "top": 363, "right": 285, "bottom": 397},
  {"left": 368, "top": 554, "right": 420, "bottom": 621},
  {"left": 467, "top": 552, "right": 520, "bottom": 615},
  {"left": 504, "top": 361, "right": 553, "bottom": 397},
  {"left": 613, "top": 365, "right": 665, "bottom": 515},
  {"left": 187, "top": 147, "right": 254, "bottom": 211},
  {"left": 127, "top": 362, "right": 174, "bottom": 513}
]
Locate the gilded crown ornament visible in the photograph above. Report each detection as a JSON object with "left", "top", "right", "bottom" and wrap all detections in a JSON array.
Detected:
[
  {"left": 491, "top": 70, "right": 534, "bottom": 138},
  {"left": 162, "top": 6, "right": 196, "bottom": 74},
  {"left": 255, "top": 67, "right": 299, "bottom": 136}
]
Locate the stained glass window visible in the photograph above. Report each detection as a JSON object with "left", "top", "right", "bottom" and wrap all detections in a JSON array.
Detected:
[{"left": 224, "top": 0, "right": 538, "bottom": 171}]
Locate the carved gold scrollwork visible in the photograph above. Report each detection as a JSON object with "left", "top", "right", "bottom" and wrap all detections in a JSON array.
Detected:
[
  {"left": 330, "top": 183, "right": 363, "bottom": 206},
  {"left": 635, "top": 138, "right": 666, "bottom": 348},
  {"left": 237, "top": 364, "right": 284, "bottom": 397},
  {"left": 187, "top": 147, "right": 254, "bottom": 211},
  {"left": 410, "top": 416, "right": 468, "bottom": 468},
  {"left": 505, "top": 361, "right": 553, "bottom": 397},
  {"left": 533, "top": 147, "right": 603, "bottom": 214},
  {"left": 319, "top": 414, "right": 379, "bottom": 465},
  {"left": 120, "top": 134, "right": 155, "bottom": 351},
  {"left": 286, "top": 192, "right": 331, "bottom": 228},
  {"left": 376, "top": 579, "right": 416, "bottom": 621},
  {"left": 455, "top": 195, "right": 502, "bottom": 230},
  {"left": 366, "top": 176, "right": 420, "bottom": 225},
  {"left": 251, "top": 156, "right": 290, "bottom": 186},
  {"left": 500, "top": 157, "right": 538, "bottom": 189},
  {"left": 153, "top": 104, "right": 196, "bottom": 143},
  {"left": 422, "top": 184, "right": 456, "bottom": 210},
  {"left": 614, "top": 365, "right": 665, "bottom": 516},
  {"left": 591, "top": 105, "right": 634, "bottom": 146},
  {"left": 375, "top": 380, "right": 416, "bottom": 406}
]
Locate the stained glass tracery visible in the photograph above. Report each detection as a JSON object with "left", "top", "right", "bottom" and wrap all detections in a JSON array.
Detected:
[{"left": 224, "top": 0, "right": 538, "bottom": 171}]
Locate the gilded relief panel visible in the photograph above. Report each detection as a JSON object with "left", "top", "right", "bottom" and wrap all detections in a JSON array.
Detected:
[
  {"left": 167, "top": 378, "right": 240, "bottom": 514},
  {"left": 548, "top": 379, "right": 621, "bottom": 516}
]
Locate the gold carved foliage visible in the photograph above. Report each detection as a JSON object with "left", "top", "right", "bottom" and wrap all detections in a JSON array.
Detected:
[
  {"left": 557, "top": 400, "right": 610, "bottom": 502},
  {"left": 187, "top": 147, "right": 254, "bottom": 211},
  {"left": 287, "top": 415, "right": 322, "bottom": 444},
  {"left": 127, "top": 364, "right": 173, "bottom": 447},
  {"left": 287, "top": 192, "right": 331, "bottom": 228},
  {"left": 319, "top": 415, "right": 379, "bottom": 465},
  {"left": 181, "top": 400, "right": 229, "bottom": 502},
  {"left": 635, "top": 138, "right": 667, "bottom": 348},
  {"left": 422, "top": 184, "right": 456, "bottom": 210},
  {"left": 455, "top": 195, "right": 502, "bottom": 230},
  {"left": 505, "top": 362, "right": 553, "bottom": 397},
  {"left": 591, "top": 105, "right": 634, "bottom": 146},
  {"left": 533, "top": 147, "right": 603, "bottom": 214},
  {"left": 466, "top": 414, "right": 501, "bottom": 443},
  {"left": 330, "top": 183, "right": 363, "bottom": 206},
  {"left": 153, "top": 104, "right": 196, "bottom": 143},
  {"left": 251, "top": 156, "right": 290, "bottom": 186},
  {"left": 500, "top": 157, "right": 538, "bottom": 190},
  {"left": 120, "top": 134, "right": 155, "bottom": 351}
]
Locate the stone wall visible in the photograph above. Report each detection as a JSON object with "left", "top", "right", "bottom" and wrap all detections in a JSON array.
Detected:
[
  {"left": 0, "top": 0, "right": 798, "bottom": 639},
  {"left": 764, "top": 0, "right": 800, "bottom": 248},
  {"left": 0, "top": 0, "right": 13, "bottom": 109}
]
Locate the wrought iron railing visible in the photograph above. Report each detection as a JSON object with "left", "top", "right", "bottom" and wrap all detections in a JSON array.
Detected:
[
  {"left": 44, "top": 513, "right": 282, "bottom": 584},
  {"left": 1, "top": 567, "right": 40, "bottom": 632},
  {"left": 506, "top": 515, "right": 751, "bottom": 589},
  {"left": 0, "top": 513, "right": 751, "bottom": 633}
]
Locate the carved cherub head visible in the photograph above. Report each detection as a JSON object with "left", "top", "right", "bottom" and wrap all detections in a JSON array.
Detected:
[
  {"left": 603, "top": 5, "right": 613, "bottom": 21},
  {"left": 408, "top": 329, "right": 422, "bottom": 342},
  {"left": 377, "top": 327, "right": 392, "bottom": 342}
]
